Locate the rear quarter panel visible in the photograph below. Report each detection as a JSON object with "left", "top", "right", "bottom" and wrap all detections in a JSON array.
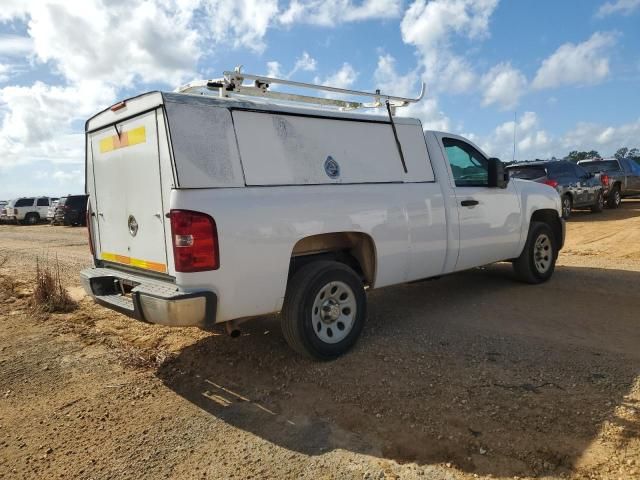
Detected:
[{"left": 171, "top": 184, "right": 447, "bottom": 323}]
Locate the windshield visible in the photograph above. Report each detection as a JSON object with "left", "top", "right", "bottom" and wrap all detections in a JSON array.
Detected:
[
  {"left": 507, "top": 166, "right": 547, "bottom": 180},
  {"left": 580, "top": 160, "right": 620, "bottom": 173}
]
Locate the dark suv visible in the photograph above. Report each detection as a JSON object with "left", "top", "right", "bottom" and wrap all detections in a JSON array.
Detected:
[
  {"left": 578, "top": 158, "right": 640, "bottom": 208},
  {"left": 506, "top": 160, "right": 603, "bottom": 219},
  {"left": 54, "top": 194, "right": 88, "bottom": 226}
]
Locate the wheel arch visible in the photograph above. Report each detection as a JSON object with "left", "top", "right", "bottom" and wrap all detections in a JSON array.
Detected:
[
  {"left": 531, "top": 209, "right": 564, "bottom": 251},
  {"left": 288, "top": 232, "right": 377, "bottom": 288}
]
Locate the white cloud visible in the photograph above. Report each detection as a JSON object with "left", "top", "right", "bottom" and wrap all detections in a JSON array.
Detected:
[
  {"left": 280, "top": 0, "right": 401, "bottom": 26},
  {"left": 374, "top": 53, "right": 450, "bottom": 131},
  {"left": 203, "top": 0, "right": 279, "bottom": 53},
  {"left": 265, "top": 51, "right": 318, "bottom": 81},
  {"left": 475, "top": 112, "right": 640, "bottom": 161},
  {"left": 27, "top": 0, "right": 201, "bottom": 87},
  {"left": 374, "top": 54, "right": 420, "bottom": 98},
  {"left": 266, "top": 61, "right": 283, "bottom": 78},
  {"left": 319, "top": 62, "right": 359, "bottom": 89},
  {"left": 596, "top": 0, "right": 640, "bottom": 17},
  {"left": 481, "top": 62, "right": 527, "bottom": 110},
  {"left": 561, "top": 118, "right": 640, "bottom": 153},
  {"left": 293, "top": 51, "right": 317, "bottom": 73},
  {"left": 532, "top": 32, "right": 617, "bottom": 89},
  {"left": 0, "top": 0, "right": 31, "bottom": 21},
  {"left": 0, "top": 64, "right": 10, "bottom": 83},
  {"left": 401, "top": 0, "right": 498, "bottom": 51},
  {"left": 52, "top": 168, "right": 83, "bottom": 184},
  {"left": 0, "top": 81, "right": 116, "bottom": 167},
  {"left": 479, "top": 112, "right": 552, "bottom": 160},
  {"left": 400, "top": 0, "right": 499, "bottom": 94},
  {"left": 0, "top": 34, "right": 34, "bottom": 56}
]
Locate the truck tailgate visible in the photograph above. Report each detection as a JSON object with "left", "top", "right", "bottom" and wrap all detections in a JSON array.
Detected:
[{"left": 88, "top": 109, "right": 169, "bottom": 274}]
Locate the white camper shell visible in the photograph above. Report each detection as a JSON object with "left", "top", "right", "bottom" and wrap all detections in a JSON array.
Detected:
[{"left": 82, "top": 82, "right": 565, "bottom": 359}]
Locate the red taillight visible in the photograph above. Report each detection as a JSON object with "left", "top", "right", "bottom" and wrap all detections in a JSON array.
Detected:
[
  {"left": 544, "top": 179, "right": 559, "bottom": 188},
  {"left": 170, "top": 210, "right": 219, "bottom": 272},
  {"left": 86, "top": 208, "right": 95, "bottom": 256},
  {"left": 601, "top": 174, "right": 609, "bottom": 187}
]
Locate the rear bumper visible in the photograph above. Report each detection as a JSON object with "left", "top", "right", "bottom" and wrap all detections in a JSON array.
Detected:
[{"left": 80, "top": 267, "right": 217, "bottom": 328}]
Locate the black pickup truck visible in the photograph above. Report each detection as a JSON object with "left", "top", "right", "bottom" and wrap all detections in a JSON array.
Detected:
[{"left": 578, "top": 158, "right": 640, "bottom": 208}]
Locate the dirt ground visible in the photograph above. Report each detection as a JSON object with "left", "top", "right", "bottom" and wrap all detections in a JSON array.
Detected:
[{"left": 1, "top": 201, "right": 639, "bottom": 480}]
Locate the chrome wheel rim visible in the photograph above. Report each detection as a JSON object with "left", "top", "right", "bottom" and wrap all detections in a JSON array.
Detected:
[
  {"left": 534, "top": 233, "right": 552, "bottom": 274},
  {"left": 311, "top": 281, "right": 356, "bottom": 344},
  {"left": 562, "top": 198, "right": 571, "bottom": 218}
]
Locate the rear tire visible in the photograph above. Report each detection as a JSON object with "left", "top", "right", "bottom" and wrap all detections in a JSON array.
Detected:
[
  {"left": 281, "top": 260, "right": 366, "bottom": 360},
  {"left": 591, "top": 190, "right": 604, "bottom": 213},
  {"left": 561, "top": 195, "right": 572, "bottom": 219},
  {"left": 24, "top": 213, "right": 39, "bottom": 225},
  {"left": 607, "top": 185, "right": 621, "bottom": 209},
  {"left": 513, "top": 222, "right": 557, "bottom": 284}
]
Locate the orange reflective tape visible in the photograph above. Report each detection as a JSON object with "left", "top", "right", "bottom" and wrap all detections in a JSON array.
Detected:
[
  {"left": 101, "top": 252, "right": 167, "bottom": 273},
  {"left": 99, "top": 126, "right": 146, "bottom": 153}
]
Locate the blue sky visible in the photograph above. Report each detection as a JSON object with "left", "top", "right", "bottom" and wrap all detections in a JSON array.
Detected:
[{"left": 1, "top": 0, "right": 639, "bottom": 199}]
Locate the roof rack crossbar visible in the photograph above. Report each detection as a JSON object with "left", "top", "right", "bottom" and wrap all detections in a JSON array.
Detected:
[{"left": 175, "top": 66, "right": 424, "bottom": 115}]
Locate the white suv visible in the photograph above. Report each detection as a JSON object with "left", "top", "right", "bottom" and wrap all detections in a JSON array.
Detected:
[{"left": 4, "top": 197, "right": 55, "bottom": 225}]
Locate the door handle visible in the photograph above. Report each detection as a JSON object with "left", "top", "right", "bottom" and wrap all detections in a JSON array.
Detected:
[{"left": 461, "top": 199, "right": 479, "bottom": 207}]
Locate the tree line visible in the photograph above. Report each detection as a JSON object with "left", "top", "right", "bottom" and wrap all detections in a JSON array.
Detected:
[{"left": 565, "top": 147, "right": 640, "bottom": 163}]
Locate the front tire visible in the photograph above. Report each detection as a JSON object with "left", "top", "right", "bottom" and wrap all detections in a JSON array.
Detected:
[
  {"left": 513, "top": 222, "right": 557, "bottom": 284},
  {"left": 281, "top": 261, "right": 366, "bottom": 360}
]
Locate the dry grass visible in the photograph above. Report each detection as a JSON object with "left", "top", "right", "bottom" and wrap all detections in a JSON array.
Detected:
[
  {"left": 114, "top": 343, "right": 175, "bottom": 370},
  {"left": 31, "top": 256, "right": 77, "bottom": 314}
]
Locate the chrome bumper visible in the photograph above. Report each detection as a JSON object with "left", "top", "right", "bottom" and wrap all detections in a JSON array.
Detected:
[{"left": 80, "top": 267, "right": 216, "bottom": 328}]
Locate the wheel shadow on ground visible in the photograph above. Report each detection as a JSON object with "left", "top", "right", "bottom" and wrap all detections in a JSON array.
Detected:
[
  {"left": 157, "top": 264, "right": 640, "bottom": 478},
  {"left": 568, "top": 198, "right": 640, "bottom": 222}
]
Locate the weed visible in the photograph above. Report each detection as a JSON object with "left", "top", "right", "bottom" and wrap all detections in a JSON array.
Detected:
[{"left": 31, "top": 256, "right": 77, "bottom": 313}]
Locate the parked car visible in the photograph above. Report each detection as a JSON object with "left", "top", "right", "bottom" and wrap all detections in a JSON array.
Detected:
[
  {"left": 3, "top": 197, "right": 57, "bottom": 225},
  {"left": 54, "top": 195, "right": 88, "bottom": 226},
  {"left": 80, "top": 79, "right": 565, "bottom": 360},
  {"left": 47, "top": 200, "right": 59, "bottom": 224},
  {"left": 506, "top": 160, "right": 603, "bottom": 219},
  {"left": 577, "top": 158, "right": 640, "bottom": 208},
  {"left": 0, "top": 200, "right": 7, "bottom": 223}
]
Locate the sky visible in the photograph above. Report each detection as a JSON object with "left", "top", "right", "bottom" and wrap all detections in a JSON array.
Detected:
[{"left": 0, "top": 0, "right": 639, "bottom": 199}]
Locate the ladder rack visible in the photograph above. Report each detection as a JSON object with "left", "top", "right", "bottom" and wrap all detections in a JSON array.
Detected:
[{"left": 175, "top": 66, "right": 424, "bottom": 115}]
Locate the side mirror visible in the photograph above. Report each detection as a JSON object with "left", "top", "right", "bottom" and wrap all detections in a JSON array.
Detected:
[{"left": 488, "top": 157, "right": 509, "bottom": 188}]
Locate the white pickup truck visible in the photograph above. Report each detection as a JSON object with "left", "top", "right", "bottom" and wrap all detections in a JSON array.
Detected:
[{"left": 81, "top": 72, "right": 564, "bottom": 359}]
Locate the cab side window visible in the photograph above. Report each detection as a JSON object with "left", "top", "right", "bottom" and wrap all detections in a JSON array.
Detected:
[
  {"left": 442, "top": 138, "right": 488, "bottom": 187},
  {"left": 37, "top": 198, "right": 49, "bottom": 207}
]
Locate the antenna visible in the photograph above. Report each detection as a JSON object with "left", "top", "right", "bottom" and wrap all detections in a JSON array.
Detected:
[
  {"left": 175, "top": 66, "right": 425, "bottom": 115},
  {"left": 512, "top": 111, "right": 517, "bottom": 162}
]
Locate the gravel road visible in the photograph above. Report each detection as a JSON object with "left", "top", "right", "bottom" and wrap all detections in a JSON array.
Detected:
[{"left": 0, "top": 201, "right": 639, "bottom": 479}]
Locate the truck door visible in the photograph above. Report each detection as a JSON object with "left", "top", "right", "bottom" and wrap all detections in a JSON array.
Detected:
[
  {"left": 440, "top": 137, "right": 522, "bottom": 271},
  {"left": 622, "top": 159, "right": 640, "bottom": 194}
]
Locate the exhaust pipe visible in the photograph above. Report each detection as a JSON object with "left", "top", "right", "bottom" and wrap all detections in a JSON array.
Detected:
[{"left": 225, "top": 320, "right": 242, "bottom": 338}]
